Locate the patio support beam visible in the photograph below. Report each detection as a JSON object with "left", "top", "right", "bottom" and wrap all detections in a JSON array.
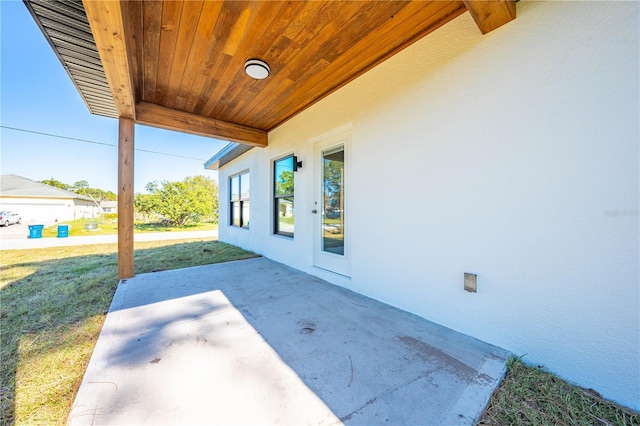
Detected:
[
  {"left": 83, "top": 0, "right": 136, "bottom": 119},
  {"left": 118, "top": 117, "right": 135, "bottom": 279},
  {"left": 135, "top": 102, "right": 268, "bottom": 147},
  {"left": 463, "top": 0, "right": 516, "bottom": 34}
]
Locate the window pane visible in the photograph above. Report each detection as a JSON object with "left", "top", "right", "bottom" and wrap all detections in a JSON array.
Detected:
[
  {"left": 231, "top": 202, "right": 240, "bottom": 227},
  {"left": 230, "top": 172, "right": 249, "bottom": 228},
  {"left": 240, "top": 173, "right": 250, "bottom": 200},
  {"left": 230, "top": 176, "right": 240, "bottom": 201},
  {"left": 241, "top": 201, "right": 250, "bottom": 228},
  {"left": 322, "top": 147, "right": 344, "bottom": 255},
  {"left": 274, "top": 156, "right": 294, "bottom": 196},
  {"left": 276, "top": 197, "right": 294, "bottom": 236}
]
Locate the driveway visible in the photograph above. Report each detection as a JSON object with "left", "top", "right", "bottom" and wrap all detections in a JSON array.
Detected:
[
  {"left": 0, "top": 222, "right": 36, "bottom": 239},
  {"left": 69, "top": 257, "right": 509, "bottom": 425}
]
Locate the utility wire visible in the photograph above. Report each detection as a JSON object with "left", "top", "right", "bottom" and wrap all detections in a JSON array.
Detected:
[{"left": 0, "top": 125, "right": 208, "bottom": 162}]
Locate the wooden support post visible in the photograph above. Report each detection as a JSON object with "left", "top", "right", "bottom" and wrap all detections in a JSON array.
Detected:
[{"left": 118, "top": 117, "right": 135, "bottom": 279}]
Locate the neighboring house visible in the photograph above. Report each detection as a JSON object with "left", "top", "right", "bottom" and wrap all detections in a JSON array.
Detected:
[
  {"left": 100, "top": 201, "right": 118, "bottom": 214},
  {"left": 206, "top": 2, "right": 639, "bottom": 411},
  {"left": 0, "top": 174, "right": 101, "bottom": 223}
]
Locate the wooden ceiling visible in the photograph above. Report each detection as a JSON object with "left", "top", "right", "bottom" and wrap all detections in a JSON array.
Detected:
[{"left": 81, "top": 0, "right": 515, "bottom": 147}]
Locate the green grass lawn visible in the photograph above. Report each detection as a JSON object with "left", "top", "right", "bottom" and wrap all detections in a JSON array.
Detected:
[
  {"left": 1, "top": 241, "right": 638, "bottom": 425},
  {"left": 40, "top": 219, "right": 217, "bottom": 238}
]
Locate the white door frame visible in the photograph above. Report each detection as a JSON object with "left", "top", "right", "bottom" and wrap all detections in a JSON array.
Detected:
[{"left": 311, "top": 128, "right": 351, "bottom": 277}]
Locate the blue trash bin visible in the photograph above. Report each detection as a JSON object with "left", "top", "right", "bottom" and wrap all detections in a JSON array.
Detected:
[
  {"left": 28, "top": 224, "right": 44, "bottom": 239},
  {"left": 57, "top": 224, "right": 69, "bottom": 238}
]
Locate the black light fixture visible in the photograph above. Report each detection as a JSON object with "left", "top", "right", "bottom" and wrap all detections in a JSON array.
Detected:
[{"left": 293, "top": 156, "right": 303, "bottom": 171}]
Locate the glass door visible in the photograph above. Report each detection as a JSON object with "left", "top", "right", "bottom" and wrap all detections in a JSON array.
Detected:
[
  {"left": 313, "top": 134, "right": 350, "bottom": 277},
  {"left": 321, "top": 146, "right": 345, "bottom": 255}
]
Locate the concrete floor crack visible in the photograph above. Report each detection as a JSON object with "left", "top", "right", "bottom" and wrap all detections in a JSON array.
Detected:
[{"left": 339, "top": 372, "right": 430, "bottom": 422}]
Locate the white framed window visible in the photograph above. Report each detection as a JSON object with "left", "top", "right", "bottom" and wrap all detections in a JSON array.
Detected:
[
  {"left": 274, "top": 155, "right": 295, "bottom": 237},
  {"left": 230, "top": 171, "right": 250, "bottom": 228}
]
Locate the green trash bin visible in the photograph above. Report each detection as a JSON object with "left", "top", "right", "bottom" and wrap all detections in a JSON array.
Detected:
[
  {"left": 28, "top": 225, "right": 44, "bottom": 239},
  {"left": 57, "top": 224, "right": 69, "bottom": 238}
]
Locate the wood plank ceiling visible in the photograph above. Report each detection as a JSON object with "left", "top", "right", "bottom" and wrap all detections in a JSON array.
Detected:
[
  {"left": 128, "top": 0, "right": 468, "bottom": 132},
  {"left": 66, "top": 1, "right": 516, "bottom": 146}
]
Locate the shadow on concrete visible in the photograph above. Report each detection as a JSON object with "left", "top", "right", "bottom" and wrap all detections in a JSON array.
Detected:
[
  {"left": 69, "top": 257, "right": 509, "bottom": 425},
  {"left": 0, "top": 239, "right": 252, "bottom": 425}
]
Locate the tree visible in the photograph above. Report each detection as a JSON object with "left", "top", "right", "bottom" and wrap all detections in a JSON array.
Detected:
[
  {"left": 275, "top": 170, "right": 294, "bottom": 195},
  {"left": 84, "top": 188, "right": 117, "bottom": 201},
  {"left": 71, "top": 180, "right": 90, "bottom": 195},
  {"left": 40, "top": 178, "right": 116, "bottom": 201},
  {"left": 70, "top": 180, "right": 117, "bottom": 201},
  {"left": 40, "top": 178, "right": 68, "bottom": 190},
  {"left": 134, "top": 176, "right": 218, "bottom": 226},
  {"left": 323, "top": 156, "right": 344, "bottom": 214}
]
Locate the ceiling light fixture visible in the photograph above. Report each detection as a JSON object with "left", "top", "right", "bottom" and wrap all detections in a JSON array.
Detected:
[{"left": 245, "top": 59, "right": 270, "bottom": 80}]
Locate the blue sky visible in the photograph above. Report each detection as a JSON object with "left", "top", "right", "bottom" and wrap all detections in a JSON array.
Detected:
[{"left": 1, "top": 1, "right": 227, "bottom": 193}]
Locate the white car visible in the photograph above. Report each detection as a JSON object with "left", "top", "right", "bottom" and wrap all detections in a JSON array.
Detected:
[{"left": 0, "top": 211, "right": 21, "bottom": 227}]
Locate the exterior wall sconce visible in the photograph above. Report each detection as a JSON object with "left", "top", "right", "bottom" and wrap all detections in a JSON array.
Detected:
[
  {"left": 293, "top": 156, "right": 303, "bottom": 171},
  {"left": 245, "top": 59, "right": 270, "bottom": 80}
]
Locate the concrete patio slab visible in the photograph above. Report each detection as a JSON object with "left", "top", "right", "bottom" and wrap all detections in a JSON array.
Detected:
[{"left": 68, "top": 257, "right": 509, "bottom": 425}]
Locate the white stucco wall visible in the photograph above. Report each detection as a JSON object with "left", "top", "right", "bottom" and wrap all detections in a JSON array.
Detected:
[{"left": 217, "top": 1, "right": 639, "bottom": 410}]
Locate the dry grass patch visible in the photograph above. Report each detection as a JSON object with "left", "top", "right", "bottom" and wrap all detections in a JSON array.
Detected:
[
  {"left": 1, "top": 239, "right": 256, "bottom": 425},
  {"left": 15, "top": 317, "right": 103, "bottom": 424},
  {"left": 480, "top": 357, "right": 640, "bottom": 426}
]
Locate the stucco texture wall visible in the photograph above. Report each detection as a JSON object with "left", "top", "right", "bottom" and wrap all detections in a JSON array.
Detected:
[{"left": 218, "top": 1, "right": 639, "bottom": 410}]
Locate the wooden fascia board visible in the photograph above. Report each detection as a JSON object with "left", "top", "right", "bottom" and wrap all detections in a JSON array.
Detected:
[
  {"left": 135, "top": 102, "right": 268, "bottom": 147},
  {"left": 83, "top": 0, "right": 136, "bottom": 119},
  {"left": 463, "top": 0, "right": 516, "bottom": 34}
]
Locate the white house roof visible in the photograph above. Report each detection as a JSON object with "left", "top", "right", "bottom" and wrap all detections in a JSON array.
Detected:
[{"left": 0, "top": 174, "right": 93, "bottom": 202}]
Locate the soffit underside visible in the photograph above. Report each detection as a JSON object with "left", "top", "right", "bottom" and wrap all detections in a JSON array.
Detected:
[
  {"left": 125, "top": 0, "right": 468, "bottom": 132},
  {"left": 24, "top": 0, "right": 118, "bottom": 118},
  {"left": 25, "top": 0, "right": 515, "bottom": 145}
]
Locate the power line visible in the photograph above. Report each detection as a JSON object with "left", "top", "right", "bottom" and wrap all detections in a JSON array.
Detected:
[{"left": 0, "top": 125, "right": 208, "bottom": 162}]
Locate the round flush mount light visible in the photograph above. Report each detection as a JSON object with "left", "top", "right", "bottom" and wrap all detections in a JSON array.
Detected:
[{"left": 245, "top": 58, "right": 270, "bottom": 80}]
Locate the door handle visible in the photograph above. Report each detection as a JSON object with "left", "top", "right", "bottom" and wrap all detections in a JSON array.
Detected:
[{"left": 311, "top": 209, "right": 318, "bottom": 214}]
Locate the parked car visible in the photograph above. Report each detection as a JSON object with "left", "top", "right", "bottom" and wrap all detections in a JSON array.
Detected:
[{"left": 0, "top": 211, "right": 21, "bottom": 226}]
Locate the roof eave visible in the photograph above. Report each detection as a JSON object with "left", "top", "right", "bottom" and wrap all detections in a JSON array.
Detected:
[
  {"left": 204, "top": 143, "right": 254, "bottom": 171},
  {"left": 23, "top": 0, "right": 117, "bottom": 118}
]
